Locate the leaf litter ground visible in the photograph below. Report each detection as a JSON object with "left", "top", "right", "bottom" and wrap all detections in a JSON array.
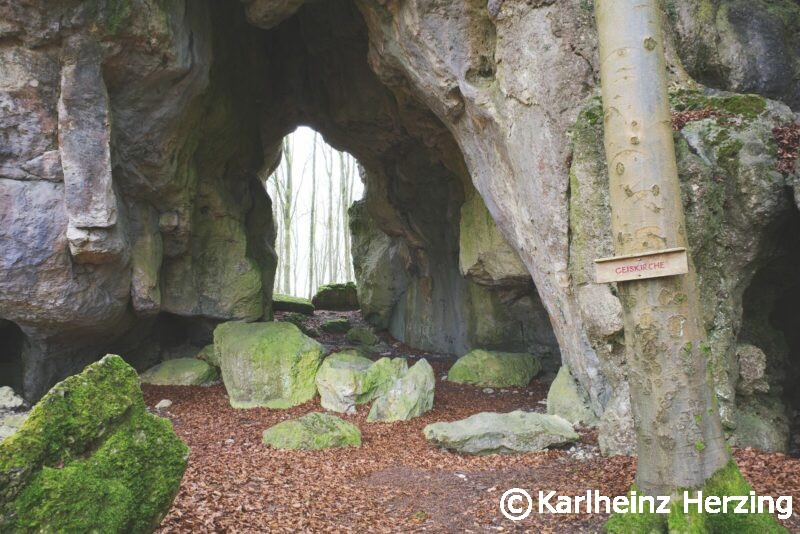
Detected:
[{"left": 145, "top": 313, "right": 800, "bottom": 533}]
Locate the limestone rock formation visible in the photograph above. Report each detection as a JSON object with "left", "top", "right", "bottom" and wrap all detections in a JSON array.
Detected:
[
  {"left": 139, "top": 358, "right": 217, "bottom": 386},
  {"left": 262, "top": 412, "right": 361, "bottom": 450},
  {"left": 423, "top": 411, "right": 578, "bottom": 455},
  {"left": 0, "top": 0, "right": 797, "bottom": 457},
  {"left": 367, "top": 359, "right": 435, "bottom": 422},
  {"left": 0, "top": 355, "right": 187, "bottom": 532},
  {"left": 214, "top": 321, "right": 324, "bottom": 409},
  {"left": 448, "top": 350, "right": 541, "bottom": 388}
]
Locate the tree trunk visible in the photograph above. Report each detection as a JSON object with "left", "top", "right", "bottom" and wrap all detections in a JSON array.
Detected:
[
  {"left": 281, "top": 136, "right": 293, "bottom": 295},
  {"left": 324, "top": 143, "right": 335, "bottom": 284},
  {"left": 595, "top": 0, "right": 728, "bottom": 495},
  {"left": 308, "top": 133, "right": 318, "bottom": 298}
]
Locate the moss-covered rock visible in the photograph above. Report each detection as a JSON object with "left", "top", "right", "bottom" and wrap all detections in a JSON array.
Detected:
[
  {"left": 321, "top": 318, "right": 351, "bottom": 334},
  {"left": 140, "top": 358, "right": 217, "bottom": 386},
  {"left": 367, "top": 359, "right": 435, "bottom": 422},
  {"left": 547, "top": 365, "right": 598, "bottom": 425},
  {"left": 272, "top": 294, "right": 315, "bottom": 315},
  {"left": 346, "top": 326, "right": 380, "bottom": 346},
  {"left": 0, "top": 355, "right": 188, "bottom": 532},
  {"left": 195, "top": 344, "right": 218, "bottom": 367},
  {"left": 448, "top": 349, "right": 540, "bottom": 388},
  {"left": 423, "top": 410, "right": 578, "bottom": 455},
  {"left": 312, "top": 282, "right": 359, "bottom": 311},
  {"left": 261, "top": 412, "right": 361, "bottom": 449},
  {"left": 315, "top": 351, "right": 405, "bottom": 413},
  {"left": 214, "top": 321, "right": 324, "bottom": 409},
  {"left": 605, "top": 461, "right": 786, "bottom": 533}
]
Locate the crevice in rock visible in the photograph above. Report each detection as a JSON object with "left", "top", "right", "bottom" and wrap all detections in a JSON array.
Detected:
[
  {"left": 737, "top": 207, "right": 800, "bottom": 455},
  {"left": 0, "top": 319, "right": 25, "bottom": 393}
]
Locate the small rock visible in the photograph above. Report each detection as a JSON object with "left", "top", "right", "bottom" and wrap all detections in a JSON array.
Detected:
[
  {"left": 155, "top": 399, "right": 172, "bottom": 410},
  {"left": 0, "top": 386, "right": 24, "bottom": 410},
  {"left": 262, "top": 412, "right": 361, "bottom": 449},
  {"left": 483, "top": 388, "right": 494, "bottom": 394}
]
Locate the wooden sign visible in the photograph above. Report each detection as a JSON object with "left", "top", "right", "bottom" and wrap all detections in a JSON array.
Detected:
[{"left": 594, "top": 247, "right": 688, "bottom": 284}]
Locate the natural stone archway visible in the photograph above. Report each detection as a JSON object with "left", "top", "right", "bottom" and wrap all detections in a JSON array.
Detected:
[{"left": 1, "top": 0, "right": 798, "bottom": 458}]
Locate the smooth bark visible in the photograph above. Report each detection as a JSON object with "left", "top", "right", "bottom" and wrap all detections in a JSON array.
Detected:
[{"left": 595, "top": 0, "right": 728, "bottom": 495}]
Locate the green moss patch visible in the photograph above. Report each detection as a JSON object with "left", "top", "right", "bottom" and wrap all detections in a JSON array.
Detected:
[
  {"left": 272, "top": 294, "right": 315, "bottom": 315},
  {"left": 262, "top": 412, "right": 361, "bottom": 450},
  {"left": 605, "top": 462, "right": 786, "bottom": 533},
  {"left": 0, "top": 355, "right": 188, "bottom": 532}
]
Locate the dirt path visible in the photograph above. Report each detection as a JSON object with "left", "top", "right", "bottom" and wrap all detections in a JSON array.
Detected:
[{"left": 145, "top": 319, "right": 800, "bottom": 532}]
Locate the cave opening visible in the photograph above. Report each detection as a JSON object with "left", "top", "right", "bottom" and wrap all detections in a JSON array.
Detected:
[
  {"left": 264, "top": 126, "right": 364, "bottom": 301},
  {"left": 738, "top": 208, "right": 800, "bottom": 456},
  {"left": 249, "top": 0, "right": 560, "bottom": 365},
  {"left": 0, "top": 319, "right": 25, "bottom": 392}
]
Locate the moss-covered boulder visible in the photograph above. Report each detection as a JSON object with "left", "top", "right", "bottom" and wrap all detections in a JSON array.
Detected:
[
  {"left": 272, "top": 294, "right": 315, "bottom": 315},
  {"left": 214, "top": 321, "right": 324, "bottom": 409},
  {"left": 447, "top": 349, "right": 540, "bottom": 387},
  {"left": 312, "top": 282, "right": 359, "bottom": 311},
  {"left": 140, "top": 358, "right": 218, "bottom": 386},
  {"left": 546, "top": 365, "right": 598, "bottom": 425},
  {"left": 367, "top": 359, "right": 435, "bottom": 422},
  {"left": 315, "top": 351, "right": 405, "bottom": 413},
  {"left": 346, "top": 326, "right": 379, "bottom": 346},
  {"left": 321, "top": 318, "right": 351, "bottom": 334},
  {"left": 0, "top": 355, "right": 188, "bottom": 532},
  {"left": 195, "top": 344, "right": 219, "bottom": 367},
  {"left": 262, "top": 412, "right": 361, "bottom": 449},
  {"left": 423, "top": 410, "right": 577, "bottom": 455}
]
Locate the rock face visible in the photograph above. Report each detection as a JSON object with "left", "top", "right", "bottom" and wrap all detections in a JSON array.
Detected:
[
  {"left": 547, "top": 365, "right": 598, "bottom": 425},
  {"left": 0, "top": 0, "right": 798, "bottom": 455},
  {"left": 568, "top": 91, "right": 799, "bottom": 453},
  {"left": 312, "top": 283, "right": 359, "bottom": 311},
  {"left": 140, "top": 358, "right": 217, "bottom": 386},
  {"left": 214, "top": 321, "right": 324, "bottom": 409},
  {"left": 367, "top": 359, "right": 435, "bottom": 422},
  {"left": 423, "top": 411, "right": 578, "bottom": 455},
  {"left": 448, "top": 350, "right": 541, "bottom": 388},
  {"left": 0, "top": 355, "right": 187, "bottom": 532},
  {"left": 262, "top": 412, "right": 361, "bottom": 450}
]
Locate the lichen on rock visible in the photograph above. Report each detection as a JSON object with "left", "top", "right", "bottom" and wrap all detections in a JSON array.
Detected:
[
  {"left": 261, "top": 412, "right": 361, "bottom": 450},
  {"left": 448, "top": 349, "right": 541, "bottom": 388}
]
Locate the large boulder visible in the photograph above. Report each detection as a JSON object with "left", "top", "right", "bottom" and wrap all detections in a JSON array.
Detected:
[
  {"left": 447, "top": 349, "right": 540, "bottom": 388},
  {"left": 423, "top": 411, "right": 578, "bottom": 455},
  {"left": 214, "top": 321, "right": 324, "bottom": 409},
  {"left": 262, "top": 412, "right": 361, "bottom": 450},
  {"left": 140, "top": 358, "right": 217, "bottom": 386},
  {"left": 367, "top": 359, "right": 435, "bottom": 422},
  {"left": 315, "top": 351, "right": 405, "bottom": 413},
  {"left": 272, "top": 294, "right": 315, "bottom": 315},
  {"left": 0, "top": 355, "right": 188, "bottom": 532},
  {"left": 195, "top": 344, "right": 219, "bottom": 368},
  {"left": 321, "top": 318, "right": 351, "bottom": 334},
  {"left": 312, "top": 283, "right": 359, "bottom": 311},
  {"left": 546, "top": 365, "right": 598, "bottom": 425}
]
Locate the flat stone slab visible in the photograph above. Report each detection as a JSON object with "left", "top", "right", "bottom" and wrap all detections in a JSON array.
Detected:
[
  {"left": 140, "top": 358, "right": 217, "bottom": 386},
  {"left": 272, "top": 294, "right": 315, "bottom": 315},
  {"left": 423, "top": 410, "right": 578, "bottom": 455},
  {"left": 447, "top": 349, "right": 540, "bottom": 387},
  {"left": 262, "top": 412, "right": 361, "bottom": 449}
]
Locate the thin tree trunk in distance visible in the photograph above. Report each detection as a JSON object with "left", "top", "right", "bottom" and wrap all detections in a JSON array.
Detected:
[
  {"left": 595, "top": 0, "right": 728, "bottom": 495},
  {"left": 307, "top": 133, "right": 318, "bottom": 299},
  {"left": 281, "top": 136, "right": 293, "bottom": 295}
]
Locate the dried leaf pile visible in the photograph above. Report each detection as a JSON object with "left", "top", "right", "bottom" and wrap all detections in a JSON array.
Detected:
[
  {"left": 145, "top": 323, "right": 800, "bottom": 532},
  {"left": 774, "top": 123, "right": 800, "bottom": 175}
]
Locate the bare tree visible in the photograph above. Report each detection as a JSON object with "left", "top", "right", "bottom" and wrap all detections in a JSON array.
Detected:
[{"left": 307, "top": 132, "right": 318, "bottom": 298}]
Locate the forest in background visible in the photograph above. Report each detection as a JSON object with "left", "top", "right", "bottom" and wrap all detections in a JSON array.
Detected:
[{"left": 264, "top": 127, "right": 364, "bottom": 298}]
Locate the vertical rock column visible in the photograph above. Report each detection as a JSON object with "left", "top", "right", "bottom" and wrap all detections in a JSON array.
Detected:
[{"left": 58, "top": 35, "right": 125, "bottom": 264}]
